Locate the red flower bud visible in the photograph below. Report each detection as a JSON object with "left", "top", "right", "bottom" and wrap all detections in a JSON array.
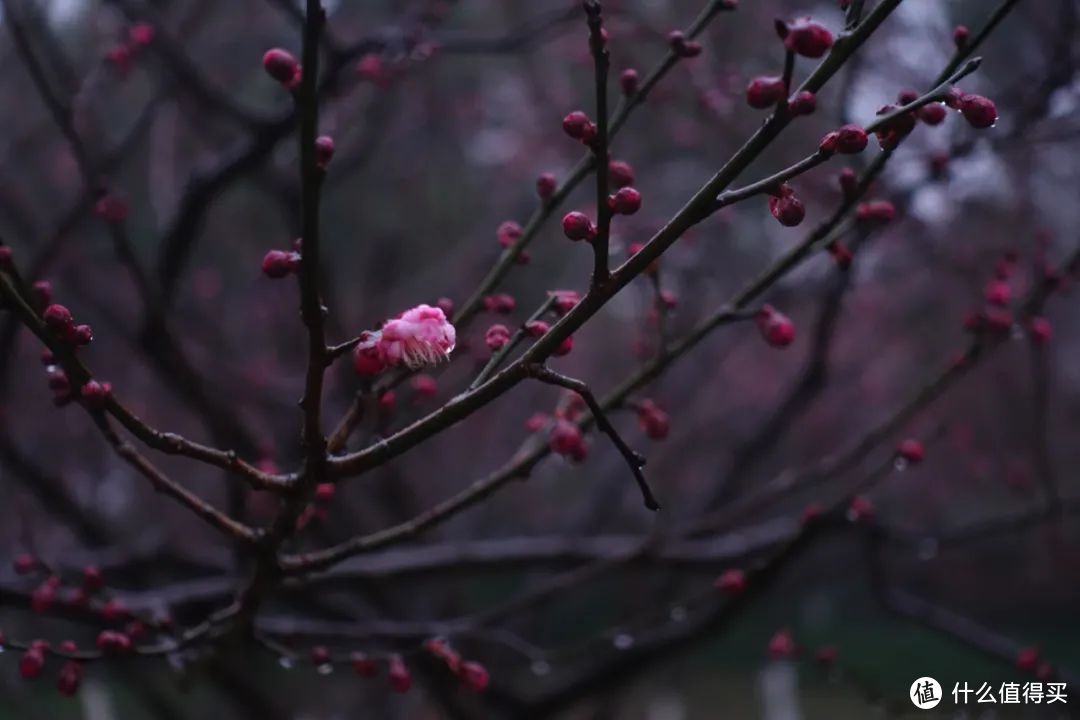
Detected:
[
  {"left": 106, "top": 45, "right": 133, "bottom": 76},
  {"left": 757, "top": 305, "right": 796, "bottom": 347},
  {"left": 101, "top": 598, "right": 129, "bottom": 623},
  {"left": 848, "top": 495, "right": 874, "bottom": 521},
  {"left": 314, "top": 483, "right": 335, "bottom": 503},
  {"left": 388, "top": 655, "right": 412, "bottom": 693},
  {"left": 33, "top": 281, "right": 53, "bottom": 308},
  {"left": 637, "top": 400, "right": 670, "bottom": 440},
  {"left": 562, "top": 111, "right": 592, "bottom": 140},
  {"left": 71, "top": 325, "right": 93, "bottom": 346},
  {"left": 549, "top": 419, "right": 586, "bottom": 459},
  {"left": 620, "top": 68, "right": 640, "bottom": 96},
  {"left": 43, "top": 304, "right": 74, "bottom": 334},
  {"left": 828, "top": 241, "right": 853, "bottom": 269},
  {"left": 262, "top": 48, "right": 300, "bottom": 88},
  {"left": 525, "top": 320, "right": 550, "bottom": 337},
  {"left": 821, "top": 124, "right": 868, "bottom": 155},
  {"left": 82, "top": 566, "right": 104, "bottom": 593},
  {"left": 47, "top": 367, "right": 70, "bottom": 393},
  {"left": 554, "top": 335, "right": 574, "bottom": 357},
  {"left": 483, "top": 293, "right": 516, "bottom": 314},
  {"left": 608, "top": 187, "right": 642, "bottom": 215},
  {"left": 497, "top": 221, "right": 523, "bottom": 248},
  {"left": 536, "top": 173, "right": 557, "bottom": 201},
  {"left": 261, "top": 250, "right": 301, "bottom": 278},
  {"left": 768, "top": 185, "right": 805, "bottom": 227},
  {"left": 608, "top": 160, "right": 635, "bottom": 189},
  {"left": 958, "top": 94, "right": 997, "bottom": 129},
  {"left": 784, "top": 18, "right": 833, "bottom": 58},
  {"left": 356, "top": 54, "right": 385, "bottom": 84},
  {"left": 551, "top": 290, "right": 580, "bottom": 315},
  {"left": 855, "top": 200, "right": 896, "bottom": 223},
  {"left": 768, "top": 629, "right": 797, "bottom": 659},
  {"left": 897, "top": 89, "right": 919, "bottom": 105},
  {"left": 96, "top": 630, "right": 132, "bottom": 653},
  {"left": 1016, "top": 647, "right": 1040, "bottom": 673},
  {"left": 788, "top": 91, "right": 816, "bottom": 116},
  {"left": 714, "top": 568, "right": 747, "bottom": 594},
  {"left": 952, "top": 25, "right": 969, "bottom": 49},
  {"left": 458, "top": 661, "right": 490, "bottom": 692},
  {"left": 873, "top": 105, "right": 917, "bottom": 149},
  {"left": 897, "top": 438, "right": 924, "bottom": 464},
  {"left": 485, "top": 324, "right": 512, "bottom": 352},
  {"left": 129, "top": 23, "right": 155, "bottom": 47},
  {"left": 562, "top": 211, "right": 594, "bottom": 241},
  {"left": 526, "top": 413, "right": 549, "bottom": 432},
  {"left": 668, "top": 31, "right": 702, "bottom": 58},
  {"left": 57, "top": 660, "right": 83, "bottom": 697},
  {"left": 20, "top": 648, "right": 45, "bottom": 679},
  {"left": 746, "top": 75, "right": 786, "bottom": 109},
  {"left": 81, "top": 380, "right": 112, "bottom": 409},
  {"left": 985, "top": 280, "right": 1011, "bottom": 307},
  {"left": 0, "top": 245, "right": 12, "bottom": 270},
  {"left": 917, "top": 102, "right": 947, "bottom": 125}
]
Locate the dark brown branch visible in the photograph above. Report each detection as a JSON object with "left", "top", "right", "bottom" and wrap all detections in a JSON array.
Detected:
[
  {"left": 525, "top": 364, "right": 660, "bottom": 511},
  {"left": 585, "top": 1, "right": 612, "bottom": 286},
  {"left": 0, "top": 270, "right": 288, "bottom": 491},
  {"left": 235, "top": 0, "right": 330, "bottom": 626},
  {"left": 93, "top": 415, "right": 259, "bottom": 543}
]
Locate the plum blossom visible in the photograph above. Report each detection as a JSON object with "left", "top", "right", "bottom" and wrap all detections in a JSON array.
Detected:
[{"left": 353, "top": 304, "right": 456, "bottom": 377}]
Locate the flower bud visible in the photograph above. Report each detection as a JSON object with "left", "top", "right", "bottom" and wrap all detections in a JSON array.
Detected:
[
  {"left": 788, "top": 91, "right": 816, "bottom": 116},
  {"left": 608, "top": 187, "right": 642, "bottom": 215},
  {"left": 784, "top": 18, "right": 833, "bottom": 58},
  {"left": 768, "top": 185, "right": 805, "bottom": 227},
  {"left": 959, "top": 94, "right": 997, "bottom": 129},
  {"left": 897, "top": 438, "right": 924, "bottom": 464},
  {"left": 562, "top": 211, "right": 594, "bottom": 241},
  {"left": 757, "top": 305, "right": 796, "bottom": 347},
  {"left": 714, "top": 568, "right": 746, "bottom": 594},
  {"left": 262, "top": 48, "right": 300, "bottom": 88},
  {"left": 918, "top": 102, "right": 947, "bottom": 125},
  {"left": 485, "top": 324, "right": 512, "bottom": 352},
  {"left": 497, "top": 221, "right": 523, "bottom": 248},
  {"left": 608, "top": 160, "right": 635, "bottom": 189},
  {"left": 536, "top": 173, "right": 557, "bottom": 201},
  {"left": 746, "top": 76, "right": 786, "bottom": 109}
]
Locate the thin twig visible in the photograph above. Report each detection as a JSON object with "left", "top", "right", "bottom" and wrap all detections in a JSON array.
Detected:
[{"left": 526, "top": 363, "right": 661, "bottom": 510}]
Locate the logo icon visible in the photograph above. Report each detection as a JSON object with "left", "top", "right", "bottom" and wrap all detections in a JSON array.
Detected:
[{"left": 911, "top": 677, "right": 943, "bottom": 709}]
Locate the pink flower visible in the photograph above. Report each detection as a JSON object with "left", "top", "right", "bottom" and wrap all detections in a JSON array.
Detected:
[{"left": 352, "top": 304, "right": 456, "bottom": 377}]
